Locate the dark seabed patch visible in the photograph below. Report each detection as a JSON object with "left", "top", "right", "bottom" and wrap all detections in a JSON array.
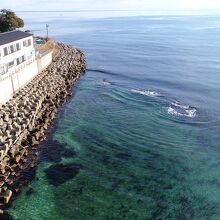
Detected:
[
  {"left": 10, "top": 167, "right": 37, "bottom": 193},
  {"left": 45, "top": 163, "right": 82, "bottom": 186},
  {"left": 39, "top": 140, "right": 76, "bottom": 163},
  {"left": 115, "top": 152, "right": 132, "bottom": 161},
  {"left": 0, "top": 213, "right": 13, "bottom": 220},
  {"left": 25, "top": 187, "right": 35, "bottom": 196}
]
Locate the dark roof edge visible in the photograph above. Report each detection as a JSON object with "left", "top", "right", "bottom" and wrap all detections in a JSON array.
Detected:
[
  {"left": 0, "top": 30, "right": 33, "bottom": 36},
  {"left": 0, "top": 30, "right": 33, "bottom": 46}
]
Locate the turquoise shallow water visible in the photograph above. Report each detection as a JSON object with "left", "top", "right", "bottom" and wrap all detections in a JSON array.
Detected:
[{"left": 7, "top": 13, "right": 220, "bottom": 219}]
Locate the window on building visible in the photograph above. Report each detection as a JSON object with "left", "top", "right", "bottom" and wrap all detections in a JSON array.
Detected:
[
  {"left": 23, "top": 40, "right": 28, "bottom": 47},
  {"left": 16, "top": 43, "right": 21, "bottom": 51},
  {"left": 28, "top": 39, "right": 31, "bottom": 46},
  {"left": 10, "top": 45, "right": 14, "bottom": 53},
  {"left": 4, "top": 47, "right": 8, "bottom": 56},
  {"left": 16, "top": 58, "right": 20, "bottom": 65},
  {"left": 16, "top": 55, "right": 26, "bottom": 66},
  {"left": 23, "top": 39, "right": 32, "bottom": 47},
  {"left": 21, "top": 55, "right": 26, "bottom": 62},
  {"left": 3, "top": 43, "right": 20, "bottom": 56},
  {"left": 0, "top": 66, "right": 5, "bottom": 75},
  {"left": 8, "top": 61, "right": 14, "bottom": 68}
]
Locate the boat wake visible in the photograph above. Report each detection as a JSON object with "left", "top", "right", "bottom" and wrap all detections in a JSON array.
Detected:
[
  {"left": 131, "top": 88, "right": 197, "bottom": 118},
  {"left": 168, "top": 101, "right": 197, "bottom": 118},
  {"left": 131, "top": 89, "right": 161, "bottom": 97}
]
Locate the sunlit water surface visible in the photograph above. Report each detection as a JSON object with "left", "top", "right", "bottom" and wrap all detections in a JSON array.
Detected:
[{"left": 7, "top": 12, "right": 220, "bottom": 220}]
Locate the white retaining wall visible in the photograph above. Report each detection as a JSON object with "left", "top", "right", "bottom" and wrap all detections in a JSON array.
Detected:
[{"left": 0, "top": 51, "right": 53, "bottom": 104}]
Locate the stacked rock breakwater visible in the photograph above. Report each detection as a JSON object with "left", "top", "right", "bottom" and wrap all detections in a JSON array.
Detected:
[{"left": 0, "top": 43, "right": 86, "bottom": 214}]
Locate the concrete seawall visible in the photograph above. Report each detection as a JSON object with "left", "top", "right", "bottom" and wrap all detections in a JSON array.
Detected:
[
  {"left": 0, "top": 43, "right": 86, "bottom": 214},
  {"left": 0, "top": 50, "right": 53, "bottom": 104}
]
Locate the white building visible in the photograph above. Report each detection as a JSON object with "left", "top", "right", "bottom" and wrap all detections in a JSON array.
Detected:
[
  {"left": 0, "top": 30, "right": 35, "bottom": 76},
  {"left": 0, "top": 30, "right": 53, "bottom": 104}
]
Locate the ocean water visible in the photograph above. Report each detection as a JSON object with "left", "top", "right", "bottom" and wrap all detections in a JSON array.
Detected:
[{"left": 7, "top": 12, "right": 220, "bottom": 219}]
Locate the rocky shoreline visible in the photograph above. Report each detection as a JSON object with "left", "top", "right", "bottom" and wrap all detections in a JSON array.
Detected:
[{"left": 0, "top": 43, "right": 86, "bottom": 215}]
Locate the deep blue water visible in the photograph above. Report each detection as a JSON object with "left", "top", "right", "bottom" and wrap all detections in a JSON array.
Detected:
[{"left": 7, "top": 13, "right": 220, "bottom": 219}]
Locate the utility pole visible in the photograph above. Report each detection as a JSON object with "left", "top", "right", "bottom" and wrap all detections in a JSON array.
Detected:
[{"left": 46, "top": 24, "right": 49, "bottom": 39}]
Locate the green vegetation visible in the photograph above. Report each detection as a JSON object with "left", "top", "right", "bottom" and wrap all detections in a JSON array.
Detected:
[{"left": 0, "top": 9, "right": 24, "bottom": 32}]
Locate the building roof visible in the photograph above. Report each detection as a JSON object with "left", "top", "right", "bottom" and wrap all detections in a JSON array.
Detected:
[{"left": 0, "top": 30, "right": 33, "bottom": 46}]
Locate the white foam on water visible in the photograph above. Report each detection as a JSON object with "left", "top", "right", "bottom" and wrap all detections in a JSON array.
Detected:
[
  {"left": 131, "top": 89, "right": 197, "bottom": 118},
  {"left": 131, "top": 89, "right": 161, "bottom": 97},
  {"left": 185, "top": 109, "right": 197, "bottom": 118},
  {"left": 168, "top": 101, "right": 197, "bottom": 118},
  {"left": 99, "top": 80, "right": 111, "bottom": 85},
  {"left": 172, "top": 101, "right": 190, "bottom": 110},
  {"left": 167, "top": 107, "right": 183, "bottom": 116},
  {"left": 102, "top": 81, "right": 111, "bottom": 85}
]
